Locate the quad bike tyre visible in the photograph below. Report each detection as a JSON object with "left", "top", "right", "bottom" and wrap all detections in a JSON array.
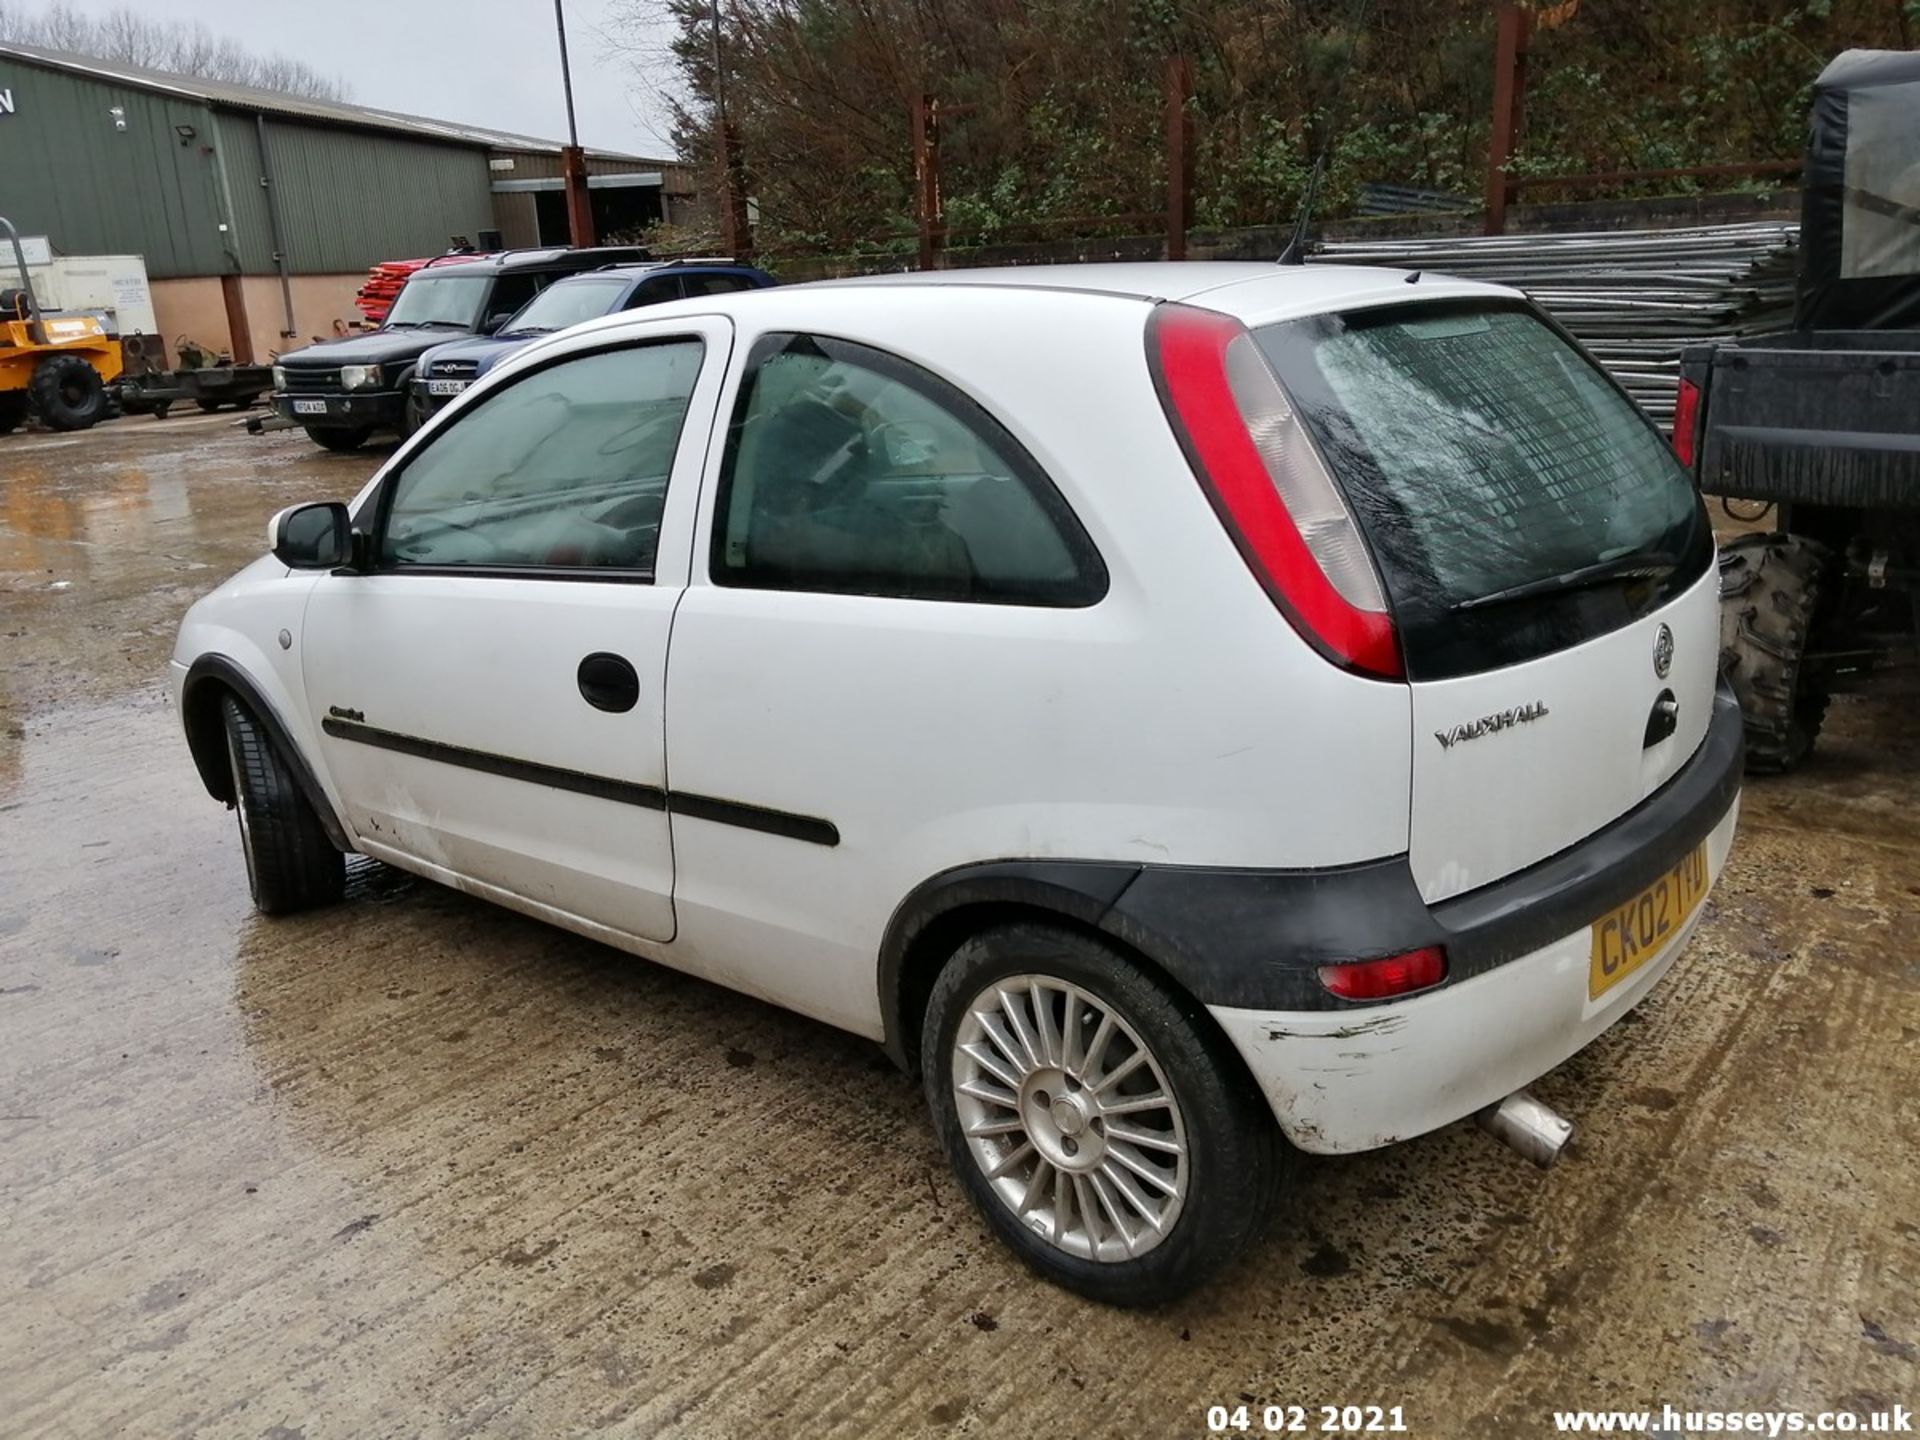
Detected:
[
  {"left": 1719, "top": 532, "right": 1832, "bottom": 773},
  {"left": 29, "top": 353, "right": 109, "bottom": 432}
]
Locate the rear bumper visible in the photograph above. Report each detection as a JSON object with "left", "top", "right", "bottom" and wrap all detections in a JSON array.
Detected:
[
  {"left": 272, "top": 390, "right": 405, "bottom": 430},
  {"left": 1211, "top": 795, "right": 1738, "bottom": 1153},
  {"left": 1198, "top": 680, "right": 1745, "bottom": 1154}
]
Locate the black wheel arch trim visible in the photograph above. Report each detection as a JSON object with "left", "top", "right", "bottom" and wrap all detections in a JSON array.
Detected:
[
  {"left": 877, "top": 861, "right": 1143, "bottom": 1068},
  {"left": 880, "top": 678, "right": 1744, "bottom": 1066},
  {"left": 181, "top": 655, "right": 355, "bottom": 853}
]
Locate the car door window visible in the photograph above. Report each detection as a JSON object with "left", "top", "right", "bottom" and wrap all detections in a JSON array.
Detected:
[
  {"left": 380, "top": 340, "right": 704, "bottom": 575},
  {"left": 623, "top": 277, "right": 685, "bottom": 309},
  {"left": 712, "top": 333, "right": 1105, "bottom": 605},
  {"left": 681, "top": 274, "right": 758, "bottom": 297}
]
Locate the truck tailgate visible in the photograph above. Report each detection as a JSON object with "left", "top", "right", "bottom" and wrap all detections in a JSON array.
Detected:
[{"left": 1695, "top": 337, "right": 1920, "bottom": 509}]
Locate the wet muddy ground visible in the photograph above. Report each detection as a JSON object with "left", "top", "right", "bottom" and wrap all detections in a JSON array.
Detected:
[{"left": 2, "top": 416, "right": 1917, "bottom": 1439}]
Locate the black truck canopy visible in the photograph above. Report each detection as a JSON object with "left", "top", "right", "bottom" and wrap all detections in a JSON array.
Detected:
[{"left": 1798, "top": 48, "right": 1920, "bottom": 331}]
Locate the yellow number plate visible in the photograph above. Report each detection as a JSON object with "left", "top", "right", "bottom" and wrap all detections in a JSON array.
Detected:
[{"left": 1589, "top": 842, "right": 1710, "bottom": 1000}]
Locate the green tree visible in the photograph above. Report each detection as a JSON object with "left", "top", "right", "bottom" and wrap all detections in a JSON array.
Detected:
[{"left": 616, "top": 0, "right": 1911, "bottom": 258}]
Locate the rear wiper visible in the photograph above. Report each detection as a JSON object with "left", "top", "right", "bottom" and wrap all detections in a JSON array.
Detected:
[{"left": 1452, "top": 551, "right": 1677, "bottom": 613}]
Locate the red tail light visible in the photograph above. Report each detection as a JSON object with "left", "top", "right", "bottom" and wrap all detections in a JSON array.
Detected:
[
  {"left": 1317, "top": 947, "right": 1448, "bottom": 1001},
  {"left": 1672, "top": 377, "right": 1701, "bottom": 468},
  {"left": 1146, "top": 303, "right": 1402, "bottom": 679}
]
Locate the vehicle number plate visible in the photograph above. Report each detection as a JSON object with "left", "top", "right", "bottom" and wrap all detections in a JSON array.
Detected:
[
  {"left": 291, "top": 399, "right": 327, "bottom": 416},
  {"left": 1589, "top": 841, "right": 1709, "bottom": 999},
  {"left": 426, "top": 379, "right": 470, "bottom": 396}
]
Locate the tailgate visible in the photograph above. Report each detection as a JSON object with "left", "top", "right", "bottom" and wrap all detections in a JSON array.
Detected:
[
  {"left": 1698, "top": 339, "right": 1920, "bottom": 509},
  {"left": 1251, "top": 298, "right": 1717, "bottom": 902},
  {"left": 1409, "top": 565, "right": 1719, "bottom": 901}
]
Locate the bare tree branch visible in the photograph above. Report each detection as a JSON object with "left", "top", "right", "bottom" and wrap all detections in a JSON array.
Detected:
[{"left": 0, "top": 1, "right": 349, "bottom": 99}]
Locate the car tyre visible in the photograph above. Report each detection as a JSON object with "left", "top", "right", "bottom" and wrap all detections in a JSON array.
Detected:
[
  {"left": 922, "top": 921, "right": 1281, "bottom": 1306},
  {"left": 29, "top": 353, "right": 109, "bottom": 431},
  {"left": 306, "top": 425, "right": 371, "bottom": 453},
  {"left": 196, "top": 398, "right": 225, "bottom": 413},
  {"left": 0, "top": 393, "right": 26, "bottom": 434},
  {"left": 222, "top": 695, "right": 345, "bottom": 914}
]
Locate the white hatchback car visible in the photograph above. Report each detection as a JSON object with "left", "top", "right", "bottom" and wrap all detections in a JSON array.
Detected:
[{"left": 173, "top": 264, "right": 1742, "bottom": 1304}]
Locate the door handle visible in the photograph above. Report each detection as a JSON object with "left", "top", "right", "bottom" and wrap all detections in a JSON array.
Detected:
[
  {"left": 1643, "top": 689, "right": 1679, "bottom": 748},
  {"left": 578, "top": 652, "right": 641, "bottom": 714}
]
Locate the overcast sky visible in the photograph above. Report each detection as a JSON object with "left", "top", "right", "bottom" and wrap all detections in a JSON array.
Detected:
[{"left": 38, "top": 0, "right": 682, "bottom": 156}]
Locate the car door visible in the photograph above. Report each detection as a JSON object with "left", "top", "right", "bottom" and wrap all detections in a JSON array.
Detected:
[
  {"left": 300, "top": 317, "right": 734, "bottom": 944},
  {"left": 662, "top": 329, "right": 1112, "bottom": 1032}
]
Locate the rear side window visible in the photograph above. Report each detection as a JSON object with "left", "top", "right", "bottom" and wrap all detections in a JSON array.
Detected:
[
  {"left": 711, "top": 333, "right": 1105, "bottom": 605},
  {"left": 1254, "top": 302, "right": 1708, "bottom": 677}
]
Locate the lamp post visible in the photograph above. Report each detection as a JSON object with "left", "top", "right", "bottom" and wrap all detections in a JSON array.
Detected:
[{"left": 554, "top": 0, "right": 596, "bottom": 247}]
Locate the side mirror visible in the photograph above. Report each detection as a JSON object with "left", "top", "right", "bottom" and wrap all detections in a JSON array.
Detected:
[
  {"left": 269, "top": 502, "right": 351, "bottom": 569},
  {"left": 481, "top": 312, "right": 514, "bottom": 335}
]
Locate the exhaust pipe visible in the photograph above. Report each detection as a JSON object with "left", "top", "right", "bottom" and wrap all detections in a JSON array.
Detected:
[{"left": 1477, "top": 1089, "right": 1573, "bottom": 1168}]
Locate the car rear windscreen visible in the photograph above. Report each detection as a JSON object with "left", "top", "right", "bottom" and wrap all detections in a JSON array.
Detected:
[{"left": 1252, "top": 300, "right": 1709, "bottom": 680}]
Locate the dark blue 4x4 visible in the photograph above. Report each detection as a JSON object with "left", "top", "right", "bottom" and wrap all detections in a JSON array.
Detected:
[{"left": 413, "top": 260, "right": 775, "bottom": 419}]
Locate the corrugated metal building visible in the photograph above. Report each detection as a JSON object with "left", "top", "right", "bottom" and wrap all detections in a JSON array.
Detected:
[
  {"left": 488, "top": 149, "right": 703, "bottom": 251},
  {"left": 0, "top": 42, "right": 697, "bottom": 365}
]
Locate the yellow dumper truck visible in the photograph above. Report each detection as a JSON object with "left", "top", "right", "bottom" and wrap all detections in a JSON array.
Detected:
[{"left": 1, "top": 216, "right": 123, "bottom": 434}]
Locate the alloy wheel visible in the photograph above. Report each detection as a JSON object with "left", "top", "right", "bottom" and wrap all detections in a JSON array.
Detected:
[{"left": 950, "top": 974, "right": 1189, "bottom": 1262}]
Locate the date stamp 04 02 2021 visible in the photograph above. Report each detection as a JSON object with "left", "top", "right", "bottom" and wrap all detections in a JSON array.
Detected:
[{"left": 1206, "top": 1404, "right": 1411, "bottom": 1435}]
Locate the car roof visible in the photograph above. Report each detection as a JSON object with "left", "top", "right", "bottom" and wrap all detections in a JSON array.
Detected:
[
  {"left": 814, "top": 261, "right": 1490, "bottom": 305},
  {"left": 473, "top": 260, "right": 1533, "bottom": 430},
  {"left": 590, "top": 261, "right": 1517, "bottom": 330},
  {"left": 549, "top": 261, "right": 762, "bottom": 283},
  {"left": 430, "top": 246, "right": 656, "bottom": 275},
  {"left": 545, "top": 267, "right": 654, "bottom": 283}
]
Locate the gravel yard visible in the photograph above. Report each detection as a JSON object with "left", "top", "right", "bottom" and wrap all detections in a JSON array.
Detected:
[{"left": 2, "top": 415, "right": 1916, "bottom": 1438}]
